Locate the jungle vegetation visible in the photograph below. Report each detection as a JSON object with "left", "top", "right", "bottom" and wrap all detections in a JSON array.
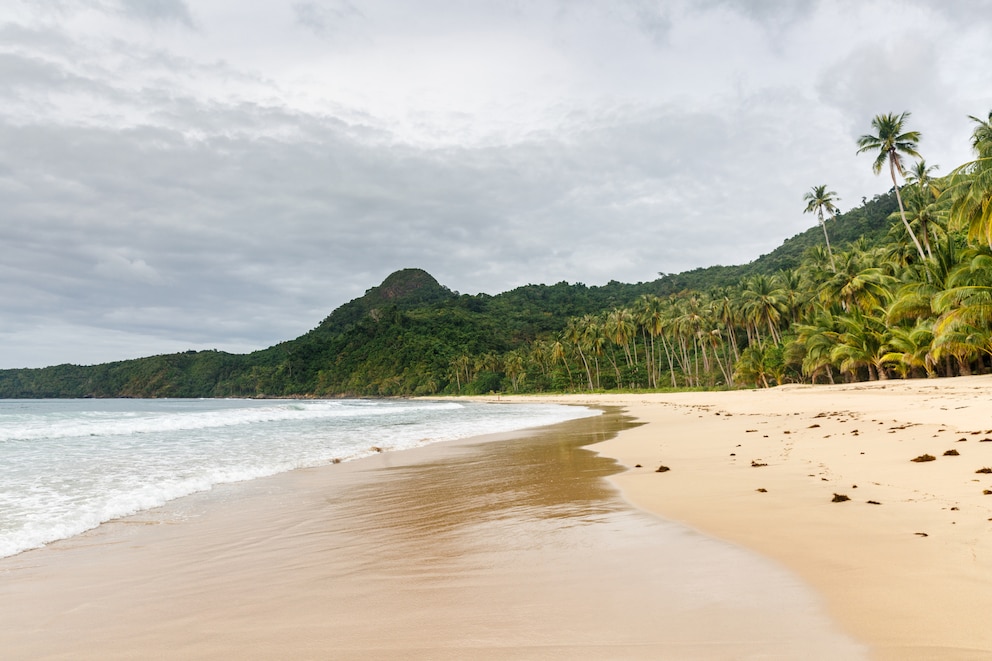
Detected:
[{"left": 3, "top": 109, "right": 991, "bottom": 397}]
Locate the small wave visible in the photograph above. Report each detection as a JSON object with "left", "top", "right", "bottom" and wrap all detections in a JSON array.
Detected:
[{"left": 0, "top": 399, "right": 464, "bottom": 443}]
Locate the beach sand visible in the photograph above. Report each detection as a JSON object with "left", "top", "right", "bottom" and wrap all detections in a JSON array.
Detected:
[
  {"left": 507, "top": 375, "right": 992, "bottom": 660},
  {"left": 0, "top": 407, "right": 864, "bottom": 659}
]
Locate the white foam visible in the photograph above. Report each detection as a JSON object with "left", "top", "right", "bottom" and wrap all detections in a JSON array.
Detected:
[{"left": 0, "top": 399, "right": 599, "bottom": 558}]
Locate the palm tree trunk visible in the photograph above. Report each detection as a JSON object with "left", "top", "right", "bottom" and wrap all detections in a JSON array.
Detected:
[
  {"left": 890, "top": 157, "right": 928, "bottom": 262},
  {"left": 660, "top": 334, "right": 677, "bottom": 388},
  {"left": 819, "top": 210, "right": 836, "bottom": 271}
]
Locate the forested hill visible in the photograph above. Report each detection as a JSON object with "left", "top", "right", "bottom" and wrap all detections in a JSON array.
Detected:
[{"left": 0, "top": 192, "right": 897, "bottom": 398}]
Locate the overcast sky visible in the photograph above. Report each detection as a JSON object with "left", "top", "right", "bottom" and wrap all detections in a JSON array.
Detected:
[{"left": 3, "top": 0, "right": 991, "bottom": 368}]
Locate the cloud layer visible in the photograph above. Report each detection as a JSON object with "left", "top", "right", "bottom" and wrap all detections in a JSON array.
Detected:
[{"left": 3, "top": 0, "right": 992, "bottom": 367}]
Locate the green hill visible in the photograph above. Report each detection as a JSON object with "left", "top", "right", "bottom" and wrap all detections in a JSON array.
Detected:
[{"left": 0, "top": 192, "right": 897, "bottom": 398}]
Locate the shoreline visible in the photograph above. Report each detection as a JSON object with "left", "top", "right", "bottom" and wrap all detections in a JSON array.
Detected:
[
  {"left": 481, "top": 376, "right": 992, "bottom": 660},
  {"left": 0, "top": 404, "right": 863, "bottom": 659}
]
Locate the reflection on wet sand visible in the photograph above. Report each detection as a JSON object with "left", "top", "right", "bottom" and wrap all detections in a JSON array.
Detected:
[{"left": 0, "top": 407, "right": 865, "bottom": 660}]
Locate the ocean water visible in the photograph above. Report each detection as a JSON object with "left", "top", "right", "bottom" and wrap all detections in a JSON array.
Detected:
[{"left": 0, "top": 398, "right": 599, "bottom": 559}]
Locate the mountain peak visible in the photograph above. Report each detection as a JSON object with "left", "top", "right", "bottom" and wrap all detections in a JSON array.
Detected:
[
  {"left": 315, "top": 268, "right": 455, "bottom": 333},
  {"left": 372, "top": 268, "right": 448, "bottom": 302}
]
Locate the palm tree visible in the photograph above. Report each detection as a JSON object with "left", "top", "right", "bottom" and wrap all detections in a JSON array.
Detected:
[
  {"left": 932, "top": 251, "right": 992, "bottom": 364},
  {"left": 795, "top": 308, "right": 841, "bottom": 383},
  {"left": 803, "top": 185, "right": 840, "bottom": 271},
  {"left": 740, "top": 274, "right": 787, "bottom": 347},
  {"left": 948, "top": 110, "right": 992, "bottom": 249},
  {"left": 857, "top": 112, "right": 928, "bottom": 262},
  {"left": 564, "top": 316, "right": 596, "bottom": 391},
  {"left": 881, "top": 320, "right": 936, "bottom": 378},
  {"left": 903, "top": 160, "right": 942, "bottom": 259},
  {"left": 831, "top": 308, "right": 891, "bottom": 381}
]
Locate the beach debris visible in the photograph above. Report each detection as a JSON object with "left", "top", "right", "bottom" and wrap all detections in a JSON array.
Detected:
[
  {"left": 984, "top": 490, "right": 992, "bottom": 495},
  {"left": 957, "top": 438, "right": 968, "bottom": 442},
  {"left": 867, "top": 500, "right": 882, "bottom": 505},
  {"left": 331, "top": 457, "right": 342, "bottom": 464},
  {"left": 911, "top": 454, "right": 937, "bottom": 462},
  {"left": 832, "top": 493, "right": 850, "bottom": 503},
  {"left": 944, "top": 449, "right": 960, "bottom": 456},
  {"left": 756, "top": 488, "right": 767, "bottom": 493},
  {"left": 981, "top": 438, "right": 992, "bottom": 443},
  {"left": 976, "top": 467, "right": 992, "bottom": 474},
  {"left": 808, "top": 423, "right": 820, "bottom": 428},
  {"left": 746, "top": 429, "right": 757, "bottom": 433},
  {"left": 950, "top": 507, "right": 959, "bottom": 511},
  {"left": 655, "top": 464, "right": 670, "bottom": 473},
  {"left": 751, "top": 460, "right": 768, "bottom": 467},
  {"left": 370, "top": 446, "right": 384, "bottom": 453},
  {"left": 915, "top": 532, "right": 929, "bottom": 537},
  {"left": 730, "top": 453, "right": 736, "bottom": 456},
  {"left": 634, "top": 464, "right": 642, "bottom": 468}
]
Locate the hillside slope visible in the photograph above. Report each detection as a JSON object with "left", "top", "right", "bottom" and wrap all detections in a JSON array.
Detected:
[{"left": 0, "top": 193, "right": 896, "bottom": 397}]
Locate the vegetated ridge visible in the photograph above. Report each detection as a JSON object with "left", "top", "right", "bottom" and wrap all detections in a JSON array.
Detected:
[{"left": 0, "top": 193, "right": 897, "bottom": 398}]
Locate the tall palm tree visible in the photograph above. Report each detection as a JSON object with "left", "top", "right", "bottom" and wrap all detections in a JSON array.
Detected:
[
  {"left": 803, "top": 185, "right": 840, "bottom": 271},
  {"left": 857, "top": 112, "right": 928, "bottom": 262}
]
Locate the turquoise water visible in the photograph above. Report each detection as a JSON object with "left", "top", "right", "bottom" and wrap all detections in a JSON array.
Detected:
[{"left": 0, "top": 398, "right": 598, "bottom": 558}]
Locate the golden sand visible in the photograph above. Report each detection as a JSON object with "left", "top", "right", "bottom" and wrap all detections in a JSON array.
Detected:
[{"left": 506, "top": 376, "right": 992, "bottom": 660}]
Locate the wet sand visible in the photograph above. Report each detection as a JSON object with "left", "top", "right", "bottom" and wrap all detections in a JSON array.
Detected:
[
  {"left": 0, "top": 408, "right": 863, "bottom": 659},
  {"left": 491, "top": 377, "right": 992, "bottom": 660}
]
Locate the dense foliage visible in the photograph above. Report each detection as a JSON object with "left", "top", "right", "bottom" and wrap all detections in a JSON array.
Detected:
[{"left": 3, "top": 110, "right": 991, "bottom": 397}]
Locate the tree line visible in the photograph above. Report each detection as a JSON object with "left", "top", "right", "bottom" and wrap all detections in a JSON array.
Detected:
[
  {"left": 2, "top": 110, "right": 990, "bottom": 397},
  {"left": 447, "top": 110, "right": 992, "bottom": 392}
]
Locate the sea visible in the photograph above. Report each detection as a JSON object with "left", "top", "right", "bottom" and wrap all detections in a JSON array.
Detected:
[{"left": 0, "top": 397, "right": 599, "bottom": 559}]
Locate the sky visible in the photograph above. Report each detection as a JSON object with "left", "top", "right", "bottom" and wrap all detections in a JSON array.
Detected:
[{"left": 3, "top": 0, "right": 992, "bottom": 369}]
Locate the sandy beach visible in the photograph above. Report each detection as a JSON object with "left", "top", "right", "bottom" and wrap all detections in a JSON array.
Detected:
[
  {"left": 507, "top": 375, "right": 992, "bottom": 660},
  {"left": 3, "top": 376, "right": 991, "bottom": 659}
]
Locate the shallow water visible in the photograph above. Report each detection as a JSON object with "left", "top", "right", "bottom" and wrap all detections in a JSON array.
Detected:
[
  {"left": 0, "top": 408, "right": 867, "bottom": 659},
  {"left": 0, "top": 398, "right": 598, "bottom": 558}
]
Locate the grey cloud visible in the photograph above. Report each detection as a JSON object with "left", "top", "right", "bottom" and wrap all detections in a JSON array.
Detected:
[
  {"left": 690, "top": 0, "right": 819, "bottom": 30},
  {"left": 2, "top": 94, "right": 809, "bottom": 367},
  {"left": 117, "top": 0, "right": 194, "bottom": 27},
  {"left": 4, "top": 0, "right": 991, "bottom": 368},
  {"left": 292, "top": 0, "right": 363, "bottom": 39},
  {"left": 816, "top": 37, "right": 950, "bottom": 133}
]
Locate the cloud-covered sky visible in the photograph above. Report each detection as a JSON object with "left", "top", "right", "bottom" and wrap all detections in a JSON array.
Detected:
[{"left": 3, "top": 0, "right": 991, "bottom": 368}]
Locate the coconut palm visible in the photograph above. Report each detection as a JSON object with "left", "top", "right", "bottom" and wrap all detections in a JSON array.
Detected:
[
  {"left": 563, "top": 317, "right": 595, "bottom": 391},
  {"left": 903, "top": 160, "right": 943, "bottom": 259},
  {"left": 932, "top": 252, "right": 992, "bottom": 352},
  {"left": 881, "top": 320, "right": 936, "bottom": 379},
  {"left": 795, "top": 308, "right": 842, "bottom": 383},
  {"left": 948, "top": 110, "right": 992, "bottom": 249},
  {"left": 740, "top": 274, "right": 787, "bottom": 347},
  {"left": 857, "top": 112, "right": 927, "bottom": 262},
  {"left": 831, "top": 308, "right": 892, "bottom": 381},
  {"left": 803, "top": 185, "right": 840, "bottom": 271}
]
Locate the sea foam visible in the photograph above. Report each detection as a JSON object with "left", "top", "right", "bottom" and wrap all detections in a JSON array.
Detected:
[{"left": 0, "top": 398, "right": 598, "bottom": 558}]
